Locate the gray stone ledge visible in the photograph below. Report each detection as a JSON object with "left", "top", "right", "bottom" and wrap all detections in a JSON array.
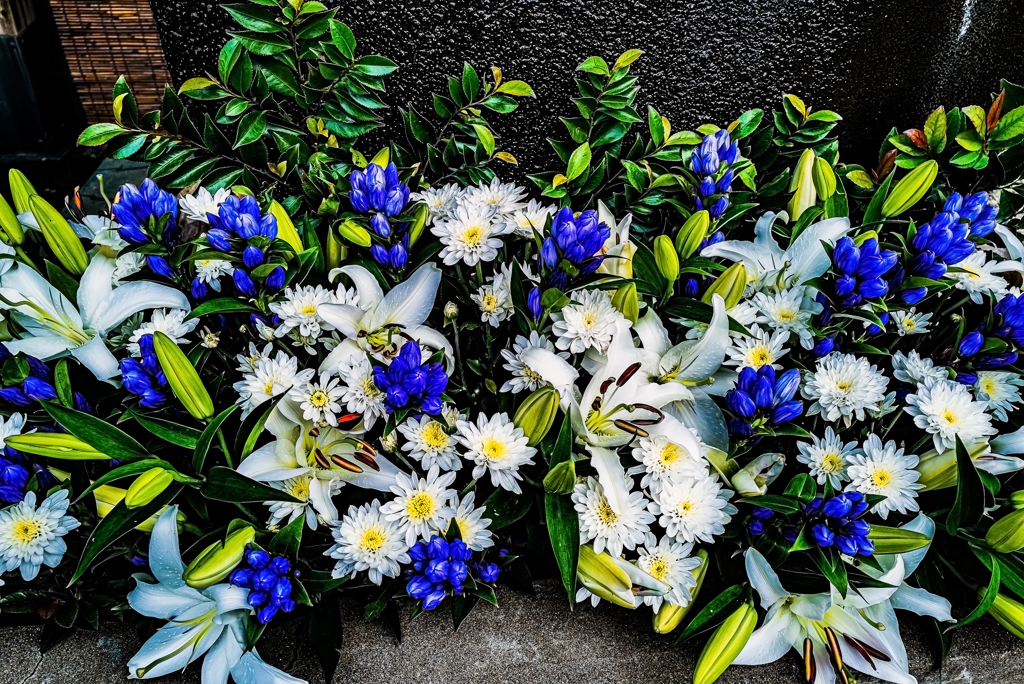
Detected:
[{"left": 3, "top": 580, "right": 1023, "bottom": 684}]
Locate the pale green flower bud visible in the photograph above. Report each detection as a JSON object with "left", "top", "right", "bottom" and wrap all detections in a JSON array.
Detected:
[
  {"left": 576, "top": 544, "right": 636, "bottom": 609},
  {"left": 812, "top": 156, "right": 837, "bottom": 199},
  {"left": 444, "top": 302, "right": 459, "bottom": 321},
  {"left": 183, "top": 526, "right": 256, "bottom": 588},
  {"left": 693, "top": 602, "right": 757, "bottom": 684},
  {"left": 268, "top": 200, "right": 304, "bottom": 254},
  {"left": 675, "top": 210, "right": 709, "bottom": 259},
  {"left": 653, "top": 235, "right": 679, "bottom": 283},
  {"left": 610, "top": 282, "right": 639, "bottom": 325},
  {"left": 701, "top": 263, "right": 747, "bottom": 310},
  {"left": 338, "top": 219, "right": 372, "bottom": 247},
  {"left": 653, "top": 549, "right": 708, "bottom": 634},
  {"left": 30, "top": 195, "right": 89, "bottom": 276},
  {"left": 153, "top": 331, "right": 215, "bottom": 421},
  {"left": 325, "top": 228, "right": 346, "bottom": 271},
  {"left": 867, "top": 524, "right": 931, "bottom": 554},
  {"left": 513, "top": 386, "right": 561, "bottom": 446},
  {"left": 543, "top": 459, "right": 577, "bottom": 495},
  {"left": 0, "top": 193, "right": 24, "bottom": 245},
  {"left": 881, "top": 159, "right": 938, "bottom": 218},
  {"left": 787, "top": 148, "right": 817, "bottom": 221},
  {"left": 125, "top": 468, "right": 175, "bottom": 509},
  {"left": 6, "top": 433, "right": 108, "bottom": 460},
  {"left": 987, "top": 509, "right": 1024, "bottom": 553},
  {"left": 988, "top": 592, "right": 1024, "bottom": 640},
  {"left": 1011, "top": 491, "right": 1024, "bottom": 510},
  {"left": 408, "top": 202, "right": 430, "bottom": 246},
  {"left": 915, "top": 440, "right": 989, "bottom": 491},
  {"left": 731, "top": 453, "right": 785, "bottom": 498},
  {"left": 8, "top": 169, "right": 36, "bottom": 214}
]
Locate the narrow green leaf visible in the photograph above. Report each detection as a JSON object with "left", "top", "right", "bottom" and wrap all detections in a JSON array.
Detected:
[
  {"left": 128, "top": 409, "right": 202, "bottom": 449},
  {"left": 192, "top": 405, "right": 239, "bottom": 473},
  {"left": 40, "top": 401, "right": 148, "bottom": 462},
  {"left": 545, "top": 415, "right": 578, "bottom": 603},
  {"left": 269, "top": 513, "right": 304, "bottom": 558},
  {"left": 185, "top": 297, "right": 258, "bottom": 320},
  {"left": 947, "top": 435, "right": 985, "bottom": 534},
  {"left": 675, "top": 585, "right": 743, "bottom": 643},
  {"left": 201, "top": 466, "right": 302, "bottom": 503}
]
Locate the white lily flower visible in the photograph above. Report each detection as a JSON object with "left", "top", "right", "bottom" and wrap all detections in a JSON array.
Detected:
[
  {"left": 596, "top": 200, "right": 636, "bottom": 278},
  {"left": 0, "top": 256, "right": 190, "bottom": 382}
]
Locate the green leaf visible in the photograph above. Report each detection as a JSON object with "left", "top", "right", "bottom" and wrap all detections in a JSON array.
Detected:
[
  {"left": 77, "top": 123, "right": 126, "bottom": 146},
  {"left": 268, "top": 513, "right": 303, "bottom": 558},
  {"left": 647, "top": 106, "right": 665, "bottom": 145},
  {"left": 354, "top": 55, "right": 398, "bottom": 76},
  {"left": 128, "top": 409, "right": 202, "bottom": 449},
  {"left": 924, "top": 106, "right": 947, "bottom": 152},
  {"left": 947, "top": 435, "right": 985, "bottom": 533},
  {"left": 545, "top": 415, "right": 579, "bottom": 603},
  {"left": 472, "top": 124, "right": 495, "bottom": 156},
  {"left": 179, "top": 77, "right": 219, "bottom": 94},
  {"left": 947, "top": 553, "right": 1000, "bottom": 631},
  {"left": 235, "top": 395, "right": 281, "bottom": 460},
  {"left": 329, "top": 19, "right": 356, "bottom": 60},
  {"left": 230, "top": 31, "right": 291, "bottom": 56},
  {"left": 201, "top": 466, "right": 302, "bottom": 503},
  {"left": 863, "top": 170, "right": 895, "bottom": 226},
  {"left": 740, "top": 495, "right": 801, "bottom": 515},
  {"left": 223, "top": 3, "right": 281, "bottom": 32},
  {"left": 577, "top": 56, "right": 609, "bottom": 75},
  {"left": 259, "top": 61, "right": 300, "bottom": 98},
  {"left": 53, "top": 359, "right": 72, "bottom": 407},
  {"left": 612, "top": 49, "right": 643, "bottom": 71},
  {"left": 675, "top": 585, "right": 743, "bottom": 643},
  {"left": 218, "top": 38, "right": 244, "bottom": 84},
  {"left": 784, "top": 473, "right": 817, "bottom": 502},
  {"left": 40, "top": 400, "right": 148, "bottom": 462},
  {"left": 192, "top": 405, "right": 239, "bottom": 473},
  {"left": 482, "top": 487, "right": 532, "bottom": 529},
  {"left": 45, "top": 261, "right": 79, "bottom": 306},
  {"left": 662, "top": 299, "right": 753, "bottom": 336},
  {"left": 813, "top": 548, "right": 848, "bottom": 597},
  {"left": 233, "top": 111, "right": 267, "bottom": 148},
  {"left": 495, "top": 80, "right": 534, "bottom": 97},
  {"left": 184, "top": 297, "right": 258, "bottom": 320},
  {"left": 565, "top": 142, "right": 591, "bottom": 181},
  {"left": 462, "top": 62, "right": 479, "bottom": 101},
  {"left": 732, "top": 109, "right": 764, "bottom": 139},
  {"left": 992, "top": 106, "right": 1024, "bottom": 142}
]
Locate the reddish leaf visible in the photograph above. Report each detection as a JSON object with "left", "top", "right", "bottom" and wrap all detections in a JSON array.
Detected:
[
  {"left": 904, "top": 128, "right": 928, "bottom": 149},
  {"left": 989, "top": 90, "right": 1006, "bottom": 133},
  {"left": 873, "top": 149, "right": 897, "bottom": 182}
]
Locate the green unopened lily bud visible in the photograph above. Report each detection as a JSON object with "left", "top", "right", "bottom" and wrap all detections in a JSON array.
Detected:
[
  {"left": 812, "top": 156, "right": 837, "bottom": 199},
  {"left": 787, "top": 148, "right": 817, "bottom": 221},
  {"left": 577, "top": 544, "right": 636, "bottom": 609},
  {"left": 915, "top": 440, "right": 989, "bottom": 491},
  {"left": 183, "top": 526, "right": 256, "bottom": 588},
  {"left": 653, "top": 235, "right": 679, "bottom": 283},
  {"left": 268, "top": 200, "right": 304, "bottom": 254},
  {"left": 513, "top": 385, "right": 561, "bottom": 446},
  {"left": 730, "top": 453, "right": 785, "bottom": 498},
  {"left": 675, "top": 210, "right": 709, "bottom": 259},
  {"left": 653, "top": 549, "right": 709, "bottom": 634},
  {"left": 867, "top": 524, "right": 931, "bottom": 554},
  {"left": 6, "top": 433, "right": 108, "bottom": 460},
  {"left": 543, "top": 459, "right": 577, "bottom": 494},
  {"left": 408, "top": 202, "right": 430, "bottom": 246},
  {"left": 8, "top": 169, "right": 36, "bottom": 214},
  {"left": 693, "top": 602, "right": 757, "bottom": 684},
  {"left": 29, "top": 195, "right": 88, "bottom": 276},
  {"left": 125, "top": 468, "right": 174, "bottom": 509},
  {"left": 325, "top": 227, "right": 346, "bottom": 271},
  {"left": 989, "top": 592, "right": 1024, "bottom": 640},
  {"left": 153, "top": 331, "right": 214, "bottom": 420},
  {"left": 881, "top": 159, "right": 938, "bottom": 218},
  {"left": 1011, "top": 491, "right": 1024, "bottom": 510},
  {"left": 987, "top": 509, "right": 1024, "bottom": 553},
  {"left": 0, "top": 194, "right": 24, "bottom": 245},
  {"left": 338, "top": 219, "right": 372, "bottom": 247},
  {"left": 611, "top": 282, "right": 639, "bottom": 325},
  {"left": 701, "top": 263, "right": 748, "bottom": 310}
]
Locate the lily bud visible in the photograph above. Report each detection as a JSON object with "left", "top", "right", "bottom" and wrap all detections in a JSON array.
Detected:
[
  {"left": 268, "top": 200, "right": 303, "bottom": 254},
  {"left": 693, "top": 602, "right": 757, "bottom": 684},
  {"left": 730, "top": 453, "right": 785, "bottom": 497},
  {"left": 867, "top": 524, "right": 931, "bottom": 554},
  {"left": 543, "top": 459, "right": 577, "bottom": 494},
  {"left": 8, "top": 169, "right": 36, "bottom": 214},
  {"left": 653, "top": 549, "right": 708, "bottom": 634},
  {"left": 881, "top": 160, "right": 938, "bottom": 218},
  {"left": 611, "top": 282, "right": 639, "bottom": 325},
  {"left": 325, "top": 228, "right": 346, "bottom": 271},
  {"left": 408, "top": 202, "right": 430, "bottom": 246},
  {"left": 577, "top": 544, "right": 668, "bottom": 609},
  {"left": 513, "top": 386, "right": 561, "bottom": 446},
  {"left": 986, "top": 509, "right": 1024, "bottom": 553},
  {"left": 787, "top": 149, "right": 817, "bottom": 221},
  {"left": 29, "top": 195, "right": 89, "bottom": 276},
  {"left": 653, "top": 235, "right": 679, "bottom": 283},
  {"left": 1011, "top": 491, "right": 1024, "bottom": 510},
  {"left": 812, "top": 156, "right": 837, "bottom": 199},
  {"left": 183, "top": 526, "right": 257, "bottom": 588},
  {"left": 701, "top": 263, "right": 748, "bottom": 310},
  {"left": 675, "top": 210, "right": 710, "bottom": 259},
  {"left": 6, "top": 432, "right": 108, "bottom": 460},
  {"left": 338, "top": 219, "right": 372, "bottom": 247},
  {"left": 989, "top": 592, "right": 1024, "bottom": 640},
  {"left": 125, "top": 467, "right": 174, "bottom": 509},
  {"left": 915, "top": 440, "right": 989, "bottom": 490},
  {"left": 153, "top": 331, "right": 215, "bottom": 420},
  {"left": 92, "top": 484, "right": 180, "bottom": 533},
  {"left": 0, "top": 194, "right": 24, "bottom": 245}
]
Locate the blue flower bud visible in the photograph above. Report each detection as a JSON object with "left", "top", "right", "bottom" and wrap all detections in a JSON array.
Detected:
[
  {"left": 972, "top": 219, "right": 996, "bottom": 237},
  {"left": 146, "top": 256, "right": 174, "bottom": 278},
  {"left": 834, "top": 275, "right": 857, "bottom": 297},
  {"left": 812, "top": 524, "right": 834, "bottom": 547},
  {"left": 709, "top": 196, "right": 730, "bottom": 219},
  {"left": 269, "top": 556, "right": 291, "bottom": 575},
  {"left": 207, "top": 229, "right": 231, "bottom": 251},
  {"left": 835, "top": 535, "right": 860, "bottom": 556},
  {"left": 976, "top": 353, "right": 1018, "bottom": 369},
  {"left": 726, "top": 389, "right": 756, "bottom": 418},
  {"left": 191, "top": 278, "right": 208, "bottom": 300},
  {"left": 752, "top": 376, "right": 774, "bottom": 408},
  {"left": 857, "top": 277, "right": 888, "bottom": 299},
  {"left": 233, "top": 269, "right": 257, "bottom": 297},
  {"left": 257, "top": 604, "right": 278, "bottom": 624},
  {"left": 728, "top": 418, "right": 753, "bottom": 437},
  {"left": 752, "top": 507, "right": 773, "bottom": 521},
  {"left": 900, "top": 287, "right": 927, "bottom": 305},
  {"left": 265, "top": 266, "right": 285, "bottom": 291},
  {"left": 73, "top": 392, "right": 92, "bottom": 414},
  {"left": 247, "top": 590, "right": 268, "bottom": 607},
  {"left": 423, "top": 586, "right": 447, "bottom": 611},
  {"left": 349, "top": 187, "right": 370, "bottom": 213},
  {"left": 528, "top": 287, "right": 542, "bottom": 321},
  {"left": 748, "top": 520, "right": 764, "bottom": 535},
  {"left": 960, "top": 192, "right": 988, "bottom": 222},
  {"left": 23, "top": 377, "right": 56, "bottom": 401},
  {"left": 385, "top": 184, "right": 410, "bottom": 217},
  {"left": 716, "top": 170, "right": 734, "bottom": 193},
  {"left": 242, "top": 246, "right": 264, "bottom": 269},
  {"left": 389, "top": 243, "right": 408, "bottom": 269},
  {"left": 956, "top": 373, "right": 978, "bottom": 385},
  {"left": 683, "top": 278, "right": 699, "bottom": 297},
  {"left": 370, "top": 244, "right": 390, "bottom": 265},
  {"left": 804, "top": 497, "right": 823, "bottom": 516},
  {"left": 833, "top": 237, "right": 860, "bottom": 276},
  {"left": 230, "top": 568, "right": 254, "bottom": 587},
  {"left": 823, "top": 495, "right": 852, "bottom": 518},
  {"left": 737, "top": 367, "right": 757, "bottom": 393},
  {"left": 773, "top": 368, "right": 801, "bottom": 404},
  {"left": 371, "top": 213, "right": 391, "bottom": 237},
  {"left": 770, "top": 400, "right": 803, "bottom": 424},
  {"left": 698, "top": 176, "right": 716, "bottom": 197},
  {"left": 959, "top": 331, "right": 984, "bottom": 357},
  {"left": 475, "top": 562, "right": 499, "bottom": 583}
]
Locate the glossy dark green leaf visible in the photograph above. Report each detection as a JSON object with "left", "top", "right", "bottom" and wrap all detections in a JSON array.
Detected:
[
  {"left": 74, "top": 459, "right": 176, "bottom": 502},
  {"left": 53, "top": 359, "right": 73, "bottom": 407},
  {"left": 947, "top": 435, "right": 985, "bottom": 534},
  {"left": 545, "top": 414, "right": 578, "bottom": 603},
  {"left": 201, "top": 466, "right": 302, "bottom": 503},
  {"left": 184, "top": 297, "right": 258, "bottom": 320},
  {"left": 192, "top": 405, "right": 239, "bottom": 473},
  {"left": 482, "top": 486, "right": 532, "bottom": 530},
  {"left": 739, "top": 494, "right": 801, "bottom": 515},
  {"left": 233, "top": 111, "right": 267, "bottom": 148},
  {"left": 269, "top": 513, "right": 303, "bottom": 558},
  {"left": 675, "top": 584, "right": 743, "bottom": 643},
  {"left": 41, "top": 401, "right": 149, "bottom": 462},
  {"left": 813, "top": 547, "right": 848, "bottom": 597},
  {"left": 128, "top": 409, "right": 202, "bottom": 449},
  {"left": 947, "top": 552, "right": 1000, "bottom": 632},
  {"left": 784, "top": 473, "right": 817, "bottom": 502}
]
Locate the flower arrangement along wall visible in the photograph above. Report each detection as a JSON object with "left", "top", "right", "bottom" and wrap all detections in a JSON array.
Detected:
[{"left": 0, "top": 1, "right": 1023, "bottom": 682}]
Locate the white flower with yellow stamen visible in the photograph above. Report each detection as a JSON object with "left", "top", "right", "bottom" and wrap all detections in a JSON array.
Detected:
[
  {"left": 509, "top": 199, "right": 556, "bottom": 238},
  {"left": 112, "top": 252, "right": 145, "bottom": 284},
  {"left": 751, "top": 288, "right": 819, "bottom": 349},
  {"left": 803, "top": 352, "right": 889, "bottom": 425},
  {"left": 127, "top": 308, "right": 197, "bottom": 357},
  {"left": 411, "top": 183, "right": 461, "bottom": 223},
  {"left": 947, "top": 251, "right": 1022, "bottom": 303},
  {"left": 500, "top": 331, "right": 567, "bottom": 394},
  {"left": 265, "top": 474, "right": 331, "bottom": 530},
  {"left": 846, "top": 434, "right": 922, "bottom": 519},
  {"left": 431, "top": 201, "right": 510, "bottom": 266},
  {"left": 725, "top": 325, "right": 790, "bottom": 370},
  {"left": 552, "top": 288, "right": 623, "bottom": 355},
  {"left": 337, "top": 356, "right": 386, "bottom": 431},
  {"left": 573, "top": 477, "right": 654, "bottom": 558},
  {"left": 270, "top": 285, "right": 335, "bottom": 340},
  {"left": 905, "top": 378, "right": 997, "bottom": 452},
  {"left": 445, "top": 491, "right": 494, "bottom": 551},
  {"left": 471, "top": 272, "right": 513, "bottom": 327},
  {"left": 796, "top": 426, "right": 857, "bottom": 488},
  {"left": 199, "top": 327, "right": 220, "bottom": 349},
  {"left": 327, "top": 500, "right": 410, "bottom": 585},
  {"left": 398, "top": 415, "right": 462, "bottom": 472},
  {"left": 463, "top": 177, "right": 527, "bottom": 216},
  {"left": 233, "top": 351, "right": 315, "bottom": 417},
  {"left": 891, "top": 308, "right": 931, "bottom": 336},
  {"left": 0, "top": 489, "right": 79, "bottom": 580},
  {"left": 381, "top": 465, "right": 457, "bottom": 546},
  {"left": 289, "top": 372, "right": 345, "bottom": 427},
  {"left": 456, "top": 412, "right": 536, "bottom": 494},
  {"left": 193, "top": 258, "right": 234, "bottom": 290},
  {"left": 891, "top": 350, "right": 947, "bottom": 386},
  {"left": 636, "top": 534, "right": 701, "bottom": 611},
  {"left": 179, "top": 186, "right": 231, "bottom": 223},
  {"left": 974, "top": 371, "right": 1024, "bottom": 422},
  {"left": 235, "top": 342, "right": 273, "bottom": 373},
  {"left": 629, "top": 431, "right": 707, "bottom": 494},
  {"left": 648, "top": 472, "right": 736, "bottom": 544}
]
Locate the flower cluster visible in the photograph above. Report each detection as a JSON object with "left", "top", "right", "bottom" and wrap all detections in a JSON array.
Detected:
[
  {"left": 229, "top": 547, "right": 298, "bottom": 623},
  {"left": 690, "top": 129, "right": 739, "bottom": 218},
  {"left": 406, "top": 535, "right": 498, "bottom": 610}
]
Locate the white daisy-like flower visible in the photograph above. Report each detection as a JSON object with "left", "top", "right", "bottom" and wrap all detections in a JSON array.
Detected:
[
  {"left": 846, "top": 434, "right": 922, "bottom": 519},
  {"left": 254, "top": 317, "right": 277, "bottom": 342},
  {"left": 431, "top": 202, "right": 510, "bottom": 266},
  {"left": 947, "top": 251, "right": 1019, "bottom": 303},
  {"left": 193, "top": 259, "right": 234, "bottom": 290},
  {"left": 802, "top": 352, "right": 889, "bottom": 425},
  {"left": 398, "top": 415, "right": 462, "bottom": 472},
  {"left": 270, "top": 285, "right": 335, "bottom": 340},
  {"left": 0, "top": 489, "right": 80, "bottom": 580},
  {"left": 751, "top": 288, "right": 819, "bottom": 349},
  {"left": 891, "top": 350, "right": 947, "bottom": 386},
  {"left": 411, "top": 183, "right": 462, "bottom": 223},
  {"left": 552, "top": 288, "right": 623, "bottom": 355},
  {"left": 463, "top": 177, "right": 527, "bottom": 216},
  {"left": 289, "top": 372, "right": 345, "bottom": 427},
  {"left": 572, "top": 477, "right": 654, "bottom": 557},
  {"left": 266, "top": 474, "right": 319, "bottom": 530},
  {"left": 725, "top": 325, "right": 790, "bottom": 370},
  {"left": 236, "top": 342, "right": 274, "bottom": 373},
  {"left": 446, "top": 491, "right": 494, "bottom": 551},
  {"left": 509, "top": 199, "right": 555, "bottom": 238},
  {"left": 179, "top": 187, "right": 231, "bottom": 222},
  {"left": 112, "top": 252, "right": 145, "bottom": 284},
  {"left": 974, "top": 371, "right": 1024, "bottom": 421},
  {"left": 127, "top": 309, "right": 198, "bottom": 357},
  {"left": 380, "top": 465, "right": 457, "bottom": 546},
  {"left": 472, "top": 272, "right": 513, "bottom": 327},
  {"left": 327, "top": 500, "right": 410, "bottom": 585},
  {"left": 648, "top": 473, "right": 736, "bottom": 544},
  {"left": 337, "top": 356, "right": 387, "bottom": 430},
  {"left": 629, "top": 432, "right": 707, "bottom": 494},
  {"left": 891, "top": 308, "right": 932, "bottom": 336},
  {"left": 456, "top": 412, "right": 536, "bottom": 494},
  {"left": 796, "top": 427, "right": 857, "bottom": 488},
  {"left": 199, "top": 327, "right": 220, "bottom": 349},
  {"left": 904, "top": 379, "right": 997, "bottom": 452},
  {"left": 233, "top": 350, "right": 315, "bottom": 417},
  {"left": 636, "top": 534, "right": 701, "bottom": 611},
  {"left": 500, "top": 331, "right": 567, "bottom": 394}
]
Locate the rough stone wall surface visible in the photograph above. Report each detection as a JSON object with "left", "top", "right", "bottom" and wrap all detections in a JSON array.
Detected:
[
  {"left": 149, "top": 0, "right": 1024, "bottom": 176},
  {"left": 2, "top": 580, "right": 1023, "bottom": 683}
]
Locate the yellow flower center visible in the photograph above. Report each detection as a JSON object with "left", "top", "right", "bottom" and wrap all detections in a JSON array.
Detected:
[
  {"left": 361, "top": 377, "right": 383, "bottom": 399},
  {"left": 482, "top": 438, "right": 507, "bottom": 461},
  {"left": 204, "top": 333, "right": 219, "bottom": 348},
  {"left": 943, "top": 410, "right": 957, "bottom": 425},
  {"left": 308, "top": 390, "right": 330, "bottom": 408},
  {"left": 300, "top": 304, "right": 318, "bottom": 315},
  {"left": 903, "top": 319, "right": 916, "bottom": 330},
  {"left": 871, "top": 469, "right": 892, "bottom": 487},
  {"left": 777, "top": 309, "right": 796, "bottom": 323},
  {"left": 981, "top": 378, "right": 996, "bottom": 394},
  {"left": 749, "top": 346, "right": 771, "bottom": 367},
  {"left": 583, "top": 312, "right": 597, "bottom": 329},
  {"left": 660, "top": 442, "right": 682, "bottom": 466},
  {"left": 597, "top": 500, "right": 619, "bottom": 526},
  {"left": 678, "top": 500, "right": 693, "bottom": 515},
  {"left": 359, "top": 527, "right": 386, "bottom": 553},
  {"left": 821, "top": 452, "right": 843, "bottom": 473},
  {"left": 463, "top": 226, "right": 484, "bottom": 245},
  {"left": 648, "top": 557, "right": 669, "bottom": 580},
  {"left": 481, "top": 294, "right": 498, "bottom": 312},
  {"left": 422, "top": 422, "right": 450, "bottom": 451},
  {"left": 263, "top": 380, "right": 277, "bottom": 396},
  {"left": 289, "top": 478, "right": 310, "bottom": 500},
  {"left": 13, "top": 520, "right": 41, "bottom": 544},
  {"left": 836, "top": 380, "right": 852, "bottom": 392},
  {"left": 406, "top": 492, "right": 435, "bottom": 522}
]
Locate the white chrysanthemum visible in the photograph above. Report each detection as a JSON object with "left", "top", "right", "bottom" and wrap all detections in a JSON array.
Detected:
[
  {"left": 891, "top": 350, "right": 947, "bottom": 386},
  {"left": 796, "top": 426, "right": 857, "bottom": 488},
  {"left": 629, "top": 432, "right": 707, "bottom": 494},
  {"left": 0, "top": 490, "right": 80, "bottom": 580},
  {"left": 463, "top": 177, "right": 527, "bottom": 216},
  {"left": 636, "top": 534, "right": 701, "bottom": 611},
  {"left": 648, "top": 473, "right": 736, "bottom": 544},
  {"left": 270, "top": 285, "right": 335, "bottom": 339},
  {"left": 891, "top": 308, "right": 931, "bottom": 336},
  {"left": 327, "top": 500, "right": 410, "bottom": 585},
  {"left": 456, "top": 412, "right": 536, "bottom": 494},
  {"left": 446, "top": 491, "right": 494, "bottom": 552},
  {"left": 380, "top": 466, "right": 457, "bottom": 546},
  {"left": 266, "top": 474, "right": 321, "bottom": 530},
  {"left": 947, "top": 251, "right": 1016, "bottom": 303},
  {"left": 128, "top": 309, "right": 198, "bottom": 356},
  {"left": 500, "top": 331, "right": 567, "bottom": 393},
  {"left": 411, "top": 183, "right": 461, "bottom": 222},
  {"left": 179, "top": 187, "right": 231, "bottom": 222},
  {"left": 289, "top": 372, "right": 344, "bottom": 427},
  {"left": 509, "top": 199, "right": 555, "bottom": 238},
  {"left": 803, "top": 352, "right": 889, "bottom": 425},
  {"left": 194, "top": 259, "right": 234, "bottom": 290},
  {"left": 725, "top": 325, "right": 790, "bottom": 370},
  {"left": 552, "top": 288, "right": 623, "bottom": 355},
  {"left": 751, "top": 288, "right": 818, "bottom": 349},
  {"left": 846, "top": 434, "right": 922, "bottom": 519},
  {"left": 974, "top": 371, "right": 1024, "bottom": 422},
  {"left": 236, "top": 342, "right": 274, "bottom": 373},
  {"left": 199, "top": 327, "right": 220, "bottom": 349},
  {"left": 572, "top": 477, "right": 654, "bottom": 557},
  {"left": 472, "top": 272, "right": 513, "bottom": 327},
  {"left": 398, "top": 415, "right": 462, "bottom": 472},
  {"left": 905, "top": 379, "right": 997, "bottom": 452},
  {"left": 432, "top": 202, "right": 510, "bottom": 266},
  {"left": 337, "top": 356, "right": 386, "bottom": 430},
  {"left": 113, "top": 252, "right": 145, "bottom": 284},
  {"left": 233, "top": 351, "right": 314, "bottom": 417}
]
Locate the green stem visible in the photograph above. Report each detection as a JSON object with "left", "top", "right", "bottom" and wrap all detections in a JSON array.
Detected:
[
  {"left": 216, "top": 428, "right": 234, "bottom": 469},
  {"left": 13, "top": 245, "right": 39, "bottom": 272}
]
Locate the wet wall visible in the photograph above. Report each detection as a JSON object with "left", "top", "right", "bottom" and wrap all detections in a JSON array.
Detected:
[{"left": 149, "top": 0, "right": 1024, "bottom": 175}]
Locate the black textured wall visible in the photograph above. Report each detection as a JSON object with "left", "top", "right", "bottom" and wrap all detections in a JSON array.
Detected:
[{"left": 149, "top": 0, "right": 1024, "bottom": 175}]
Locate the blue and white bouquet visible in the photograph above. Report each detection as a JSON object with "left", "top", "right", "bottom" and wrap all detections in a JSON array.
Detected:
[{"left": 1, "top": 2, "right": 1024, "bottom": 682}]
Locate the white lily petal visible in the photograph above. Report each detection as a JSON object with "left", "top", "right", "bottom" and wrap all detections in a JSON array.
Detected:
[
  {"left": 587, "top": 445, "right": 631, "bottom": 515},
  {"left": 635, "top": 310, "right": 671, "bottom": 357},
  {"left": 318, "top": 303, "right": 365, "bottom": 339},
  {"left": 520, "top": 345, "right": 580, "bottom": 393},
  {"left": 204, "top": 583, "right": 253, "bottom": 616},
  {"left": 732, "top": 610, "right": 794, "bottom": 665},
  {"left": 90, "top": 281, "right": 191, "bottom": 336},
  {"left": 991, "top": 425, "right": 1024, "bottom": 455},
  {"left": 363, "top": 262, "right": 441, "bottom": 331},
  {"left": 0, "top": 264, "right": 80, "bottom": 325},
  {"left": 308, "top": 477, "right": 339, "bottom": 521},
  {"left": 200, "top": 625, "right": 246, "bottom": 684},
  {"left": 897, "top": 513, "right": 934, "bottom": 575},
  {"left": 127, "top": 580, "right": 206, "bottom": 620},
  {"left": 843, "top": 556, "right": 905, "bottom": 609},
  {"left": 77, "top": 253, "right": 116, "bottom": 326},
  {"left": 4, "top": 336, "right": 73, "bottom": 359},
  {"left": 317, "top": 337, "right": 363, "bottom": 374},
  {"left": 790, "top": 593, "right": 832, "bottom": 622},
  {"left": 231, "top": 651, "right": 306, "bottom": 684},
  {"left": 237, "top": 441, "right": 307, "bottom": 482},
  {"left": 995, "top": 224, "right": 1024, "bottom": 260},
  {"left": 70, "top": 336, "right": 120, "bottom": 382},
  {"left": 127, "top": 622, "right": 213, "bottom": 679},
  {"left": 785, "top": 216, "right": 852, "bottom": 285},
  {"left": 329, "top": 264, "right": 383, "bottom": 305},
  {"left": 890, "top": 584, "right": 954, "bottom": 622},
  {"left": 667, "top": 389, "right": 729, "bottom": 451},
  {"left": 673, "top": 294, "right": 730, "bottom": 381},
  {"left": 409, "top": 325, "right": 454, "bottom": 371},
  {"left": 745, "top": 548, "right": 788, "bottom": 609},
  {"left": 337, "top": 451, "right": 404, "bottom": 491},
  {"left": 148, "top": 506, "right": 187, "bottom": 588}
]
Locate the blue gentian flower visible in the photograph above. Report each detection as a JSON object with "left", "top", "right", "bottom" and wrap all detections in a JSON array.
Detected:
[
  {"left": 112, "top": 179, "right": 178, "bottom": 245},
  {"left": 406, "top": 535, "right": 497, "bottom": 610},
  {"left": 541, "top": 207, "right": 610, "bottom": 289},
  {"left": 804, "top": 492, "right": 873, "bottom": 556},
  {"left": 120, "top": 334, "right": 171, "bottom": 408},
  {"left": 691, "top": 130, "right": 740, "bottom": 215},
  {"left": 350, "top": 163, "right": 410, "bottom": 217},
  {"left": 726, "top": 366, "right": 803, "bottom": 436},
  {"left": 371, "top": 340, "right": 448, "bottom": 415},
  {"left": 527, "top": 287, "right": 542, "bottom": 321},
  {"left": 230, "top": 547, "right": 297, "bottom": 624},
  {"left": 959, "top": 330, "right": 985, "bottom": 357},
  {"left": 830, "top": 236, "right": 898, "bottom": 307}
]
